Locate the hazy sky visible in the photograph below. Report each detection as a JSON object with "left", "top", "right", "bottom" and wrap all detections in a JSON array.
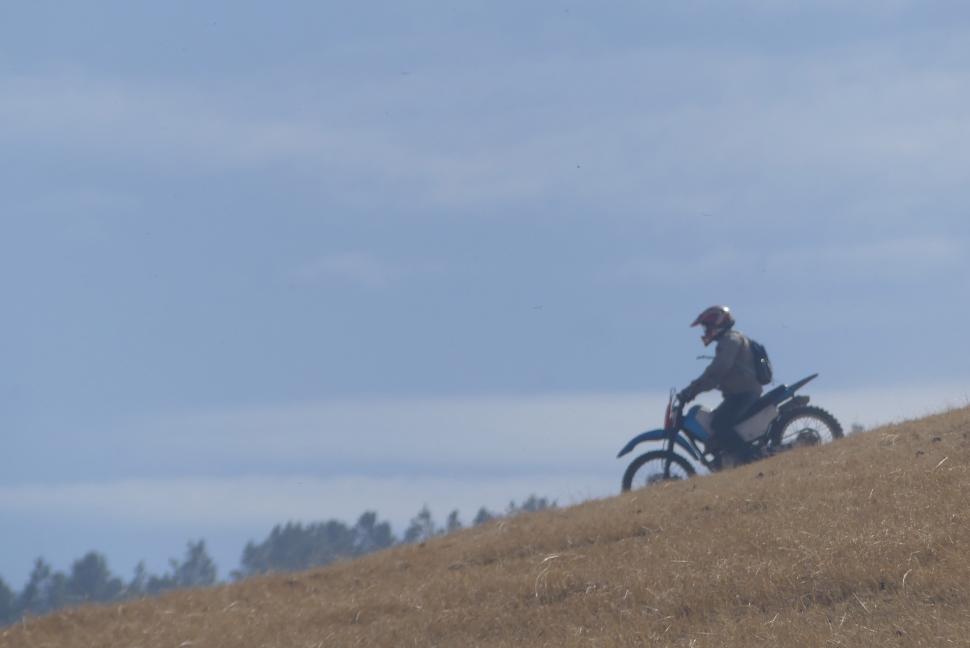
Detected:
[{"left": 2, "top": 1, "right": 970, "bottom": 586}]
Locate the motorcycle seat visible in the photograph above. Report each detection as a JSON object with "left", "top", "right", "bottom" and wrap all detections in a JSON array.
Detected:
[{"left": 739, "top": 384, "right": 787, "bottom": 421}]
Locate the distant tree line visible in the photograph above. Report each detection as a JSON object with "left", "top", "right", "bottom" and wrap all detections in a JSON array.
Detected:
[
  {"left": 236, "top": 495, "right": 553, "bottom": 578},
  {"left": 0, "top": 495, "right": 554, "bottom": 625},
  {"left": 0, "top": 540, "right": 217, "bottom": 625}
]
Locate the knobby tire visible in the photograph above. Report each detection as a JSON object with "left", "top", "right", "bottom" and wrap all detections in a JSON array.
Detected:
[{"left": 621, "top": 450, "right": 696, "bottom": 492}]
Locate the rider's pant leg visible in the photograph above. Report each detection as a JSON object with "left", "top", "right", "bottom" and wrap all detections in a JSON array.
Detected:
[{"left": 711, "top": 392, "right": 761, "bottom": 454}]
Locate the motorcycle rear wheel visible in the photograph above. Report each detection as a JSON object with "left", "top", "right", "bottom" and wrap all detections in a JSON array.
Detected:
[
  {"left": 621, "top": 450, "right": 696, "bottom": 492},
  {"left": 769, "top": 405, "right": 843, "bottom": 449}
]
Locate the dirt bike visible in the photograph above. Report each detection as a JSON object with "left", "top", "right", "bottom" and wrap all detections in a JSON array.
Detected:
[{"left": 617, "top": 373, "right": 843, "bottom": 491}]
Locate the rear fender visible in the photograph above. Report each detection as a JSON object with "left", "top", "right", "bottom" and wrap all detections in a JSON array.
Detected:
[
  {"left": 784, "top": 374, "right": 818, "bottom": 397},
  {"left": 617, "top": 429, "right": 700, "bottom": 460}
]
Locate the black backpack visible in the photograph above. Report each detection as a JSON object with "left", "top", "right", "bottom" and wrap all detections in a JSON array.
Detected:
[{"left": 748, "top": 338, "right": 773, "bottom": 385}]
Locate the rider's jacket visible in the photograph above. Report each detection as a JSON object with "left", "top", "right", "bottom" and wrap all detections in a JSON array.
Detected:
[{"left": 687, "top": 329, "right": 762, "bottom": 397}]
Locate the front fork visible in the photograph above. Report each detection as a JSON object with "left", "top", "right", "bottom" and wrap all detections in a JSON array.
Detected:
[{"left": 664, "top": 429, "right": 676, "bottom": 477}]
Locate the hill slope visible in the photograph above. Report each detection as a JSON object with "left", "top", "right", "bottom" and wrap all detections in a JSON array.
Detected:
[{"left": 3, "top": 407, "right": 970, "bottom": 647}]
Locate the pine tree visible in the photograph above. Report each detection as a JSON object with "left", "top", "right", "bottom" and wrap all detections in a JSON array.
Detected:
[
  {"left": 17, "top": 558, "right": 67, "bottom": 617},
  {"left": 353, "top": 512, "right": 396, "bottom": 555},
  {"left": 0, "top": 577, "right": 15, "bottom": 625},
  {"left": 473, "top": 506, "right": 496, "bottom": 526},
  {"left": 445, "top": 510, "right": 463, "bottom": 533},
  {"left": 172, "top": 541, "right": 218, "bottom": 588},
  {"left": 66, "top": 552, "right": 124, "bottom": 604},
  {"left": 403, "top": 505, "right": 438, "bottom": 543}
]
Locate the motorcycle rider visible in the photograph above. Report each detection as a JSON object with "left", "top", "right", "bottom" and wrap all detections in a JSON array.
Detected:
[{"left": 677, "top": 306, "right": 763, "bottom": 465}]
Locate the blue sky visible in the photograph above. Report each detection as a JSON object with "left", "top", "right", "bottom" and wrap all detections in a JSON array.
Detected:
[{"left": 1, "top": 1, "right": 969, "bottom": 586}]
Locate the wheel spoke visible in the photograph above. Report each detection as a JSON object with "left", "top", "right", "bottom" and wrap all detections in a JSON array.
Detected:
[
  {"left": 639, "top": 456, "right": 690, "bottom": 487},
  {"left": 778, "top": 414, "right": 837, "bottom": 446}
]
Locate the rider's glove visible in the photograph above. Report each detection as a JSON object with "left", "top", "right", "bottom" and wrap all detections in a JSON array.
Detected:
[{"left": 677, "top": 387, "right": 696, "bottom": 404}]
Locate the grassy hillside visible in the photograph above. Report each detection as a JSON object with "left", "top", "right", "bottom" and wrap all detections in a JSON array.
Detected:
[{"left": 3, "top": 407, "right": 970, "bottom": 647}]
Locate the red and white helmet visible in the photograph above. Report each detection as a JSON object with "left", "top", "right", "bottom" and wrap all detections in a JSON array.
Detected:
[{"left": 691, "top": 305, "right": 735, "bottom": 346}]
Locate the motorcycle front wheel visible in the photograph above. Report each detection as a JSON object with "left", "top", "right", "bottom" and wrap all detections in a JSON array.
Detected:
[
  {"left": 769, "top": 405, "right": 843, "bottom": 449},
  {"left": 621, "top": 450, "right": 696, "bottom": 492}
]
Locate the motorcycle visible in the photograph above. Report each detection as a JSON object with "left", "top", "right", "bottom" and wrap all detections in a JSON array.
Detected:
[{"left": 617, "top": 373, "right": 843, "bottom": 491}]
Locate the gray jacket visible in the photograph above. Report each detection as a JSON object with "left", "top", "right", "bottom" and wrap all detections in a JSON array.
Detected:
[{"left": 687, "top": 329, "right": 763, "bottom": 397}]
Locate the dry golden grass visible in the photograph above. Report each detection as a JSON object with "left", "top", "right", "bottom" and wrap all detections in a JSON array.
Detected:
[{"left": 4, "top": 407, "right": 970, "bottom": 647}]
